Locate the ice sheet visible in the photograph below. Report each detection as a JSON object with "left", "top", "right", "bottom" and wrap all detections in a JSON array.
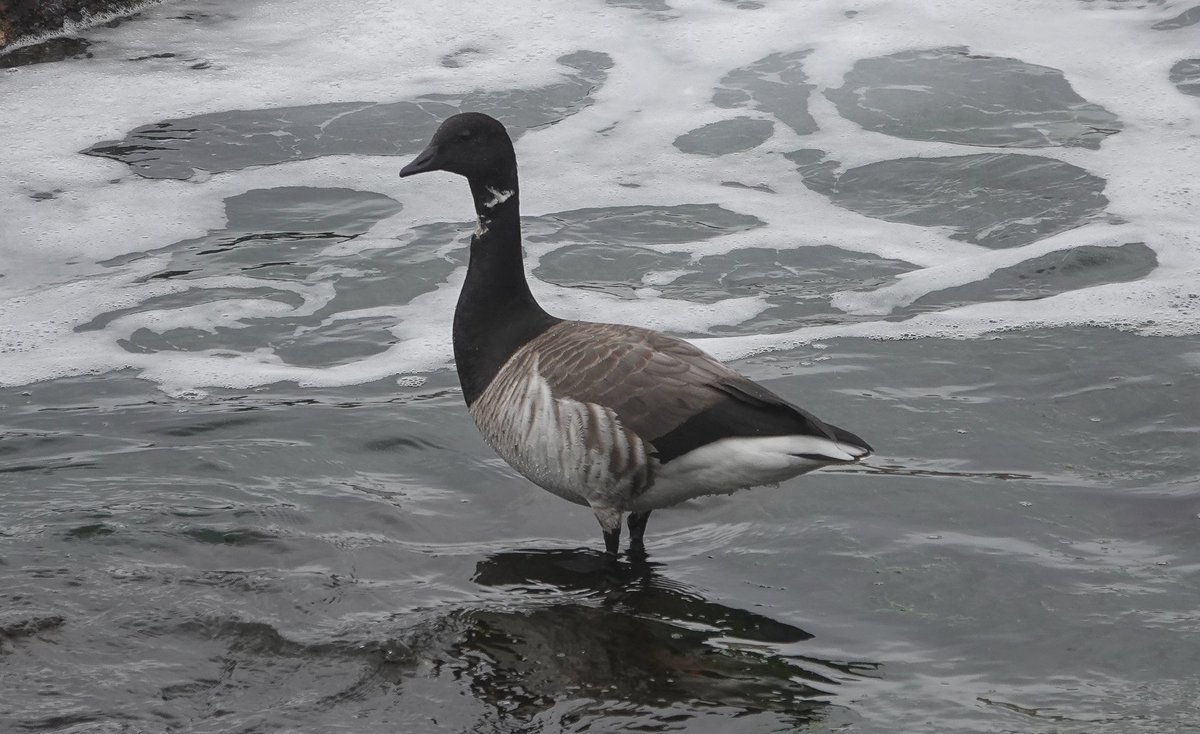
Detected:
[{"left": 1, "top": 0, "right": 1197, "bottom": 391}]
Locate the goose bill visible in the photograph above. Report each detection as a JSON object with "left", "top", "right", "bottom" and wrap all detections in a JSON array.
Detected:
[{"left": 399, "top": 144, "right": 440, "bottom": 177}]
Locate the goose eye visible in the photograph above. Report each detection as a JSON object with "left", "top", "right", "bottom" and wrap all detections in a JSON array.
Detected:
[{"left": 459, "top": 129, "right": 473, "bottom": 140}]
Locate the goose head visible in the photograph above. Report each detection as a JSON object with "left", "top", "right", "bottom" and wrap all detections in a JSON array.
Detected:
[{"left": 399, "top": 112, "right": 515, "bottom": 181}]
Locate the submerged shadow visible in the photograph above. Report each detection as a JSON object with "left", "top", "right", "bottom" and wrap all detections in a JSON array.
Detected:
[
  {"left": 449, "top": 548, "right": 879, "bottom": 730},
  {"left": 130, "top": 553, "right": 877, "bottom": 731}
]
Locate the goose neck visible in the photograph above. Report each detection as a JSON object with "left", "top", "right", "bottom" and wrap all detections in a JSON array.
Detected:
[{"left": 453, "top": 171, "right": 558, "bottom": 405}]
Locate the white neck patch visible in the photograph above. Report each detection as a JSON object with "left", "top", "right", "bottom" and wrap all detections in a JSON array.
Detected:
[{"left": 483, "top": 187, "right": 514, "bottom": 209}]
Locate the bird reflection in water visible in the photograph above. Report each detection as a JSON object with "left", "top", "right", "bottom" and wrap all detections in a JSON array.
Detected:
[{"left": 441, "top": 549, "right": 879, "bottom": 730}]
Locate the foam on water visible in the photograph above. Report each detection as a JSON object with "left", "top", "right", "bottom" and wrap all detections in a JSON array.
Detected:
[{"left": 1, "top": 0, "right": 1197, "bottom": 391}]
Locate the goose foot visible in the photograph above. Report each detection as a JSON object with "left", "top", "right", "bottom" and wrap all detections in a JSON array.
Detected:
[{"left": 627, "top": 510, "right": 652, "bottom": 556}]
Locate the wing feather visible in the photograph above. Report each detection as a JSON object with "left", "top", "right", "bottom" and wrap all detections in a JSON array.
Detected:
[
  {"left": 521, "top": 321, "right": 871, "bottom": 465},
  {"left": 523, "top": 322, "right": 724, "bottom": 439}
]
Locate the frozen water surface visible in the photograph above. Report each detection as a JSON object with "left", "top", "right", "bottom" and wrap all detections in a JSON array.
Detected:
[
  {"left": 794, "top": 152, "right": 1111, "bottom": 249},
  {"left": 1170, "top": 58, "right": 1200, "bottom": 96},
  {"left": 826, "top": 47, "right": 1122, "bottom": 149},
  {"left": 1, "top": 0, "right": 1198, "bottom": 732},
  {"left": 83, "top": 50, "right": 613, "bottom": 179},
  {"left": 674, "top": 116, "right": 776, "bottom": 156}
]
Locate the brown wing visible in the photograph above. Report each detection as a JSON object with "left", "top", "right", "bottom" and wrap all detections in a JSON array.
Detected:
[
  {"left": 524, "top": 320, "right": 871, "bottom": 464},
  {"left": 524, "top": 321, "right": 733, "bottom": 443}
]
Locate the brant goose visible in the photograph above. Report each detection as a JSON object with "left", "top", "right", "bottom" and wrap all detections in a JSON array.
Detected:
[{"left": 400, "top": 112, "right": 872, "bottom": 556}]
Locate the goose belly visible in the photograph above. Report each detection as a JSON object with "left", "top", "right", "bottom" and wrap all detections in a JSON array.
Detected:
[
  {"left": 469, "top": 363, "right": 651, "bottom": 508},
  {"left": 629, "top": 435, "right": 846, "bottom": 512}
]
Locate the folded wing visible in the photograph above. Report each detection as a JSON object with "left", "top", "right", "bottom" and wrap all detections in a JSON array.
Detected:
[{"left": 529, "top": 322, "right": 872, "bottom": 464}]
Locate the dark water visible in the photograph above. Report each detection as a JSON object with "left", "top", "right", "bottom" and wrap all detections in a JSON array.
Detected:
[
  {"left": 3, "top": 327, "right": 1198, "bottom": 732},
  {"left": 3, "top": 1, "right": 1200, "bottom": 732}
]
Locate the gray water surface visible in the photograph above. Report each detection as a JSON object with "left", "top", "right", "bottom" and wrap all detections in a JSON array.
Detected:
[
  {"left": 2, "top": 5, "right": 1198, "bottom": 733},
  {"left": 3, "top": 327, "right": 1198, "bottom": 732}
]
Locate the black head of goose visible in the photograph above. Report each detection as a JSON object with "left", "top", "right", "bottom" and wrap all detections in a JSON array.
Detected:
[{"left": 401, "top": 112, "right": 872, "bottom": 557}]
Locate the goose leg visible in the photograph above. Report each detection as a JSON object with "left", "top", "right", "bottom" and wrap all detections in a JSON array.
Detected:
[
  {"left": 602, "top": 526, "right": 621, "bottom": 557},
  {"left": 593, "top": 505, "right": 623, "bottom": 557},
  {"left": 627, "top": 511, "right": 652, "bottom": 553}
]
